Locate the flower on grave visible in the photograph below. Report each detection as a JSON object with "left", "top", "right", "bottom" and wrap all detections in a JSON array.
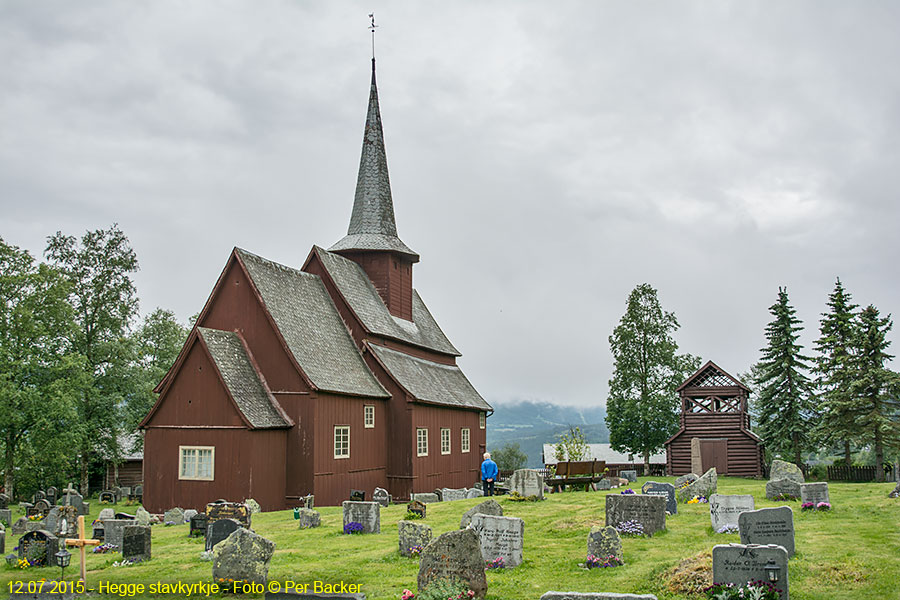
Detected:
[
  {"left": 816, "top": 502, "right": 831, "bottom": 511},
  {"left": 408, "top": 544, "right": 424, "bottom": 557},
  {"left": 585, "top": 553, "right": 623, "bottom": 568},
  {"left": 800, "top": 501, "right": 814, "bottom": 511},
  {"left": 16, "top": 557, "right": 30, "bottom": 569},
  {"left": 27, "top": 514, "right": 43, "bottom": 521},
  {"left": 774, "top": 493, "right": 799, "bottom": 501},
  {"left": 92, "top": 543, "right": 118, "bottom": 554},
  {"left": 614, "top": 520, "right": 644, "bottom": 536},
  {"left": 343, "top": 521, "right": 364, "bottom": 535},
  {"left": 704, "top": 580, "right": 781, "bottom": 599},
  {"left": 716, "top": 524, "right": 739, "bottom": 534},
  {"left": 687, "top": 495, "right": 708, "bottom": 504},
  {"left": 400, "top": 590, "right": 416, "bottom": 600},
  {"left": 620, "top": 488, "right": 636, "bottom": 495},
  {"left": 486, "top": 556, "right": 505, "bottom": 569},
  {"left": 164, "top": 521, "right": 176, "bottom": 526}
]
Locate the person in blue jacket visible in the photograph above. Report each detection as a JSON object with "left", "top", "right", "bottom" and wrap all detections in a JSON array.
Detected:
[{"left": 481, "top": 452, "right": 499, "bottom": 496}]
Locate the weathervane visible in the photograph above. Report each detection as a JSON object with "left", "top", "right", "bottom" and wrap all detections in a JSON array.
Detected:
[{"left": 368, "top": 12, "right": 378, "bottom": 60}]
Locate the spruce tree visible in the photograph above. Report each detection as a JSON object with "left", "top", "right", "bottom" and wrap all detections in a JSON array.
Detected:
[
  {"left": 753, "top": 287, "right": 816, "bottom": 465},
  {"left": 814, "top": 278, "right": 859, "bottom": 466},
  {"left": 847, "top": 305, "right": 900, "bottom": 482}
]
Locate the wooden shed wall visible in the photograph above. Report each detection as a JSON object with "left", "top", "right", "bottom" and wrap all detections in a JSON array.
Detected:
[
  {"left": 666, "top": 413, "right": 763, "bottom": 477},
  {"left": 104, "top": 460, "right": 143, "bottom": 490},
  {"left": 410, "top": 403, "right": 484, "bottom": 494}
]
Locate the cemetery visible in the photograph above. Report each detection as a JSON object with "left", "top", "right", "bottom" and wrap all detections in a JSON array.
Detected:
[{"left": 0, "top": 476, "right": 895, "bottom": 599}]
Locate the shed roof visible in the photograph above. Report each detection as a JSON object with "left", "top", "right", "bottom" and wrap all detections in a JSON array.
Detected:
[
  {"left": 236, "top": 248, "right": 389, "bottom": 399},
  {"left": 368, "top": 343, "right": 491, "bottom": 411},
  {"left": 198, "top": 327, "right": 290, "bottom": 429}
]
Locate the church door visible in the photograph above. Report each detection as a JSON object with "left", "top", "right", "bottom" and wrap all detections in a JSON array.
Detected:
[{"left": 700, "top": 439, "right": 728, "bottom": 475}]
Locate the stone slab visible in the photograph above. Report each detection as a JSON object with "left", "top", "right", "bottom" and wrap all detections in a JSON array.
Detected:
[
  {"left": 122, "top": 525, "right": 151, "bottom": 562},
  {"left": 399, "top": 520, "right": 432, "bottom": 556},
  {"left": 738, "top": 506, "right": 795, "bottom": 557},
  {"left": 713, "top": 543, "right": 789, "bottom": 599},
  {"left": 677, "top": 468, "right": 717, "bottom": 503},
  {"left": 587, "top": 526, "right": 622, "bottom": 562},
  {"left": 297, "top": 508, "right": 320, "bottom": 529},
  {"left": 800, "top": 483, "right": 829, "bottom": 505},
  {"left": 605, "top": 494, "right": 666, "bottom": 536},
  {"left": 766, "top": 479, "right": 801, "bottom": 500},
  {"left": 769, "top": 460, "right": 804, "bottom": 484},
  {"left": 102, "top": 519, "right": 134, "bottom": 550},
  {"left": 410, "top": 493, "right": 440, "bottom": 504},
  {"left": 709, "top": 494, "right": 755, "bottom": 530},
  {"left": 342, "top": 501, "right": 380, "bottom": 534},
  {"left": 641, "top": 482, "right": 677, "bottom": 515},
  {"left": 460, "top": 499, "right": 503, "bottom": 529},
  {"left": 441, "top": 488, "right": 467, "bottom": 502},
  {"left": 469, "top": 513, "right": 524, "bottom": 568},
  {"left": 418, "top": 528, "right": 487, "bottom": 599},
  {"left": 620, "top": 470, "right": 637, "bottom": 482},
  {"left": 508, "top": 469, "right": 544, "bottom": 499}
]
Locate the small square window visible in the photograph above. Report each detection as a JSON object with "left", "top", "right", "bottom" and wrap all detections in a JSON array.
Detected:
[
  {"left": 334, "top": 425, "right": 350, "bottom": 459},
  {"left": 441, "top": 428, "right": 451, "bottom": 455},
  {"left": 179, "top": 446, "right": 215, "bottom": 481},
  {"left": 416, "top": 428, "right": 428, "bottom": 457},
  {"left": 461, "top": 428, "right": 470, "bottom": 453},
  {"left": 479, "top": 412, "right": 486, "bottom": 429},
  {"left": 364, "top": 405, "right": 375, "bottom": 428}
]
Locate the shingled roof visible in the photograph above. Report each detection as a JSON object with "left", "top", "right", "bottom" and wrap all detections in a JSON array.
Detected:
[
  {"left": 368, "top": 343, "right": 490, "bottom": 411},
  {"left": 235, "top": 248, "right": 389, "bottom": 399},
  {"left": 314, "top": 247, "right": 460, "bottom": 356},
  {"left": 198, "top": 327, "right": 290, "bottom": 429},
  {"left": 329, "top": 59, "right": 418, "bottom": 261}
]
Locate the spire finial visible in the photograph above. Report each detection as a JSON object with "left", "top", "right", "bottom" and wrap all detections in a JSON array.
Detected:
[{"left": 368, "top": 13, "right": 378, "bottom": 61}]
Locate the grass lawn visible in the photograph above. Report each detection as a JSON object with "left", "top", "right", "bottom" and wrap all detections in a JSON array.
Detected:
[{"left": 2, "top": 477, "right": 898, "bottom": 599}]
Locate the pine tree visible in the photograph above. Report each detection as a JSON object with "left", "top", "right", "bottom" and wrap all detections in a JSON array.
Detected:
[
  {"left": 847, "top": 305, "right": 900, "bottom": 482},
  {"left": 753, "top": 287, "right": 816, "bottom": 465},
  {"left": 814, "top": 278, "right": 859, "bottom": 466}
]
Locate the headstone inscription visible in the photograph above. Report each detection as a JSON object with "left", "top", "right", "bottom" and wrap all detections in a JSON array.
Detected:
[
  {"left": 399, "top": 520, "right": 433, "bottom": 556},
  {"left": 460, "top": 499, "right": 503, "bottom": 529},
  {"left": 738, "top": 506, "right": 795, "bottom": 557},
  {"left": 190, "top": 513, "right": 209, "bottom": 537},
  {"left": 206, "top": 502, "right": 251, "bottom": 529},
  {"left": 349, "top": 490, "right": 366, "bottom": 502},
  {"left": 103, "top": 519, "right": 135, "bottom": 550},
  {"left": 799, "top": 483, "right": 829, "bottom": 505},
  {"left": 605, "top": 494, "right": 666, "bottom": 536},
  {"left": 342, "top": 501, "right": 380, "bottom": 534},
  {"left": 212, "top": 527, "right": 276, "bottom": 586},
  {"left": 18, "top": 530, "right": 60, "bottom": 567},
  {"left": 641, "top": 481, "right": 677, "bottom": 515},
  {"left": 586, "top": 526, "right": 623, "bottom": 564},
  {"left": 417, "top": 528, "right": 487, "bottom": 599},
  {"left": 407, "top": 500, "right": 426, "bottom": 519},
  {"left": 469, "top": 514, "right": 525, "bottom": 567},
  {"left": 508, "top": 469, "right": 544, "bottom": 499},
  {"left": 713, "top": 543, "right": 789, "bottom": 599},
  {"left": 206, "top": 518, "right": 242, "bottom": 552},
  {"left": 122, "top": 525, "right": 151, "bottom": 562},
  {"left": 709, "top": 494, "right": 755, "bottom": 531},
  {"left": 373, "top": 487, "right": 391, "bottom": 507}
]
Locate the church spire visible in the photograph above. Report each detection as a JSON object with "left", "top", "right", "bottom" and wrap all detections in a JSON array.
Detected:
[{"left": 330, "top": 59, "right": 419, "bottom": 262}]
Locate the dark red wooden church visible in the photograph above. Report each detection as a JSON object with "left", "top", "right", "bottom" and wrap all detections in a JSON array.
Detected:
[
  {"left": 664, "top": 361, "right": 764, "bottom": 477},
  {"left": 140, "top": 60, "right": 491, "bottom": 511}
]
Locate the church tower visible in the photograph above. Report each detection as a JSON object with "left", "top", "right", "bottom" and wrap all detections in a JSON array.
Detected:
[{"left": 330, "top": 59, "right": 418, "bottom": 321}]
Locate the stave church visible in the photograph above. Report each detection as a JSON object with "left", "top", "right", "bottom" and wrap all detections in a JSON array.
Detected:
[{"left": 140, "top": 59, "right": 491, "bottom": 511}]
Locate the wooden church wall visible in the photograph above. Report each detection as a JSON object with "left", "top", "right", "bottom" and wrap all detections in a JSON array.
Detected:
[
  {"left": 668, "top": 411, "right": 762, "bottom": 477},
  {"left": 410, "top": 403, "right": 484, "bottom": 493}
]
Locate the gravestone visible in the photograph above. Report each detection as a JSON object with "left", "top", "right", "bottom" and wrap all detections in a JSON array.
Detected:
[
  {"left": 63, "top": 491, "right": 85, "bottom": 516},
  {"left": 674, "top": 473, "right": 698, "bottom": 488},
  {"left": 206, "top": 518, "right": 242, "bottom": 552},
  {"left": 342, "top": 501, "right": 380, "bottom": 534},
  {"left": 677, "top": 468, "right": 717, "bottom": 503},
  {"left": 164, "top": 507, "right": 185, "bottom": 525},
  {"left": 540, "top": 593, "right": 658, "bottom": 599},
  {"left": 206, "top": 502, "right": 252, "bottom": 529},
  {"left": 103, "top": 519, "right": 134, "bottom": 550},
  {"left": 298, "top": 494, "right": 314, "bottom": 509},
  {"left": 12, "top": 517, "right": 29, "bottom": 535},
  {"left": 441, "top": 488, "right": 467, "bottom": 502},
  {"left": 739, "top": 506, "right": 795, "bottom": 557},
  {"left": 432, "top": 489, "right": 444, "bottom": 501},
  {"left": 595, "top": 479, "right": 612, "bottom": 491},
  {"left": 190, "top": 513, "right": 209, "bottom": 537},
  {"left": 92, "top": 522, "right": 105, "bottom": 541},
  {"left": 55, "top": 506, "right": 76, "bottom": 536},
  {"left": 411, "top": 493, "right": 439, "bottom": 504},
  {"left": 418, "top": 528, "right": 487, "bottom": 599},
  {"left": 621, "top": 470, "right": 637, "bottom": 482},
  {"left": 184, "top": 508, "right": 198, "bottom": 522},
  {"left": 709, "top": 494, "right": 755, "bottom": 531},
  {"left": 399, "top": 520, "right": 432, "bottom": 556},
  {"left": 586, "top": 526, "right": 623, "bottom": 563},
  {"left": 691, "top": 437, "right": 703, "bottom": 474},
  {"left": 133, "top": 485, "right": 143, "bottom": 501},
  {"left": 349, "top": 490, "right": 366, "bottom": 502},
  {"left": 713, "top": 543, "right": 789, "bottom": 599},
  {"left": 296, "top": 508, "right": 320, "bottom": 529},
  {"left": 212, "top": 527, "right": 276, "bottom": 586},
  {"left": 373, "top": 487, "right": 391, "bottom": 508},
  {"left": 122, "top": 525, "right": 151, "bottom": 562},
  {"left": 460, "top": 499, "right": 503, "bottom": 529},
  {"left": 0, "top": 492, "right": 9, "bottom": 509},
  {"left": 407, "top": 500, "right": 426, "bottom": 519},
  {"left": 769, "top": 460, "right": 804, "bottom": 484},
  {"left": 29, "top": 499, "right": 51, "bottom": 519},
  {"left": 889, "top": 481, "right": 900, "bottom": 499},
  {"left": 766, "top": 479, "right": 801, "bottom": 500},
  {"left": 245, "top": 498, "right": 261, "bottom": 514},
  {"left": 466, "top": 487, "right": 484, "bottom": 499},
  {"left": 99, "top": 490, "right": 117, "bottom": 504},
  {"left": 508, "top": 469, "right": 544, "bottom": 499},
  {"left": 0, "top": 509, "right": 10, "bottom": 527},
  {"left": 33, "top": 490, "right": 46, "bottom": 503},
  {"left": 46, "top": 487, "right": 58, "bottom": 505},
  {"left": 641, "top": 482, "right": 677, "bottom": 515},
  {"left": 800, "top": 483, "right": 830, "bottom": 505},
  {"left": 605, "top": 494, "right": 666, "bottom": 536},
  {"left": 469, "top": 513, "right": 525, "bottom": 567},
  {"left": 18, "top": 530, "right": 60, "bottom": 567},
  {"left": 0, "top": 530, "right": 4, "bottom": 554},
  {"left": 98, "top": 508, "right": 116, "bottom": 521},
  {"left": 136, "top": 507, "right": 152, "bottom": 526}
]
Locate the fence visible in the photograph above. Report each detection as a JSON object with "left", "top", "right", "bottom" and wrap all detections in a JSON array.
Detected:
[{"left": 827, "top": 464, "right": 895, "bottom": 482}]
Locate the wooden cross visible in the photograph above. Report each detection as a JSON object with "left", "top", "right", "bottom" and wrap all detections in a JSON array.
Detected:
[{"left": 65, "top": 515, "right": 100, "bottom": 583}]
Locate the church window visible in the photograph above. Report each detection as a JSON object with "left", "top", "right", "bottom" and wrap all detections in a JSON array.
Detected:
[
  {"left": 179, "top": 446, "right": 214, "bottom": 481},
  {"left": 364, "top": 405, "right": 375, "bottom": 428},
  {"left": 461, "top": 428, "right": 470, "bottom": 453},
  {"left": 479, "top": 412, "right": 486, "bottom": 429},
  {"left": 441, "top": 428, "right": 451, "bottom": 454},
  {"left": 334, "top": 425, "right": 350, "bottom": 459},
  {"left": 417, "top": 428, "right": 428, "bottom": 457}
]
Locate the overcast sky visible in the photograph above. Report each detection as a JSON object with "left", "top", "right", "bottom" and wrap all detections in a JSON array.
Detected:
[{"left": 2, "top": 2, "right": 898, "bottom": 408}]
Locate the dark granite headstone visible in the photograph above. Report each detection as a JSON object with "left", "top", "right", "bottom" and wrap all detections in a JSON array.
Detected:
[
  {"left": 206, "top": 502, "right": 251, "bottom": 529},
  {"left": 33, "top": 490, "right": 46, "bottom": 503},
  {"left": 713, "top": 543, "right": 789, "bottom": 599},
  {"left": 620, "top": 470, "right": 638, "bottom": 482},
  {"left": 418, "top": 529, "right": 487, "bottom": 599},
  {"left": 349, "top": 490, "right": 366, "bottom": 502},
  {"left": 122, "top": 525, "right": 151, "bottom": 562},
  {"left": 738, "top": 506, "right": 795, "bottom": 557},
  {"left": 641, "top": 481, "right": 677, "bottom": 515},
  {"left": 132, "top": 485, "right": 143, "bottom": 501},
  {"left": 99, "top": 490, "right": 117, "bottom": 504},
  {"left": 206, "top": 518, "right": 241, "bottom": 552},
  {"left": 0, "top": 492, "right": 10, "bottom": 509},
  {"left": 190, "top": 513, "right": 209, "bottom": 537},
  {"left": 45, "top": 487, "right": 58, "bottom": 505},
  {"left": 605, "top": 494, "right": 666, "bottom": 536},
  {"left": 18, "top": 530, "right": 60, "bottom": 567},
  {"left": 92, "top": 524, "right": 105, "bottom": 541}
]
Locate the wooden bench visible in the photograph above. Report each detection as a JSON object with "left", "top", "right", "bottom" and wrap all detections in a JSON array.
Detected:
[{"left": 546, "top": 460, "right": 607, "bottom": 491}]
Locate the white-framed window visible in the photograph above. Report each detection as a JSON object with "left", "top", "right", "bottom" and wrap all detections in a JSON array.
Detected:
[
  {"left": 334, "top": 425, "right": 350, "bottom": 459},
  {"left": 416, "top": 428, "right": 428, "bottom": 457},
  {"left": 441, "top": 428, "right": 451, "bottom": 455},
  {"left": 461, "top": 428, "right": 470, "bottom": 453},
  {"left": 479, "top": 412, "right": 486, "bottom": 429},
  {"left": 364, "top": 405, "right": 375, "bottom": 428},
  {"left": 179, "top": 446, "right": 214, "bottom": 481}
]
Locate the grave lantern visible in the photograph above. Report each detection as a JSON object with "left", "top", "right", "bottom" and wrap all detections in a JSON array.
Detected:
[
  {"left": 55, "top": 548, "right": 71, "bottom": 581},
  {"left": 764, "top": 557, "right": 780, "bottom": 583}
]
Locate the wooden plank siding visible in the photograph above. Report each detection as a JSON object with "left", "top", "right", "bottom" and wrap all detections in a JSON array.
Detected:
[
  {"left": 104, "top": 460, "right": 143, "bottom": 490},
  {"left": 410, "top": 403, "right": 484, "bottom": 495},
  {"left": 667, "top": 414, "right": 763, "bottom": 477}
]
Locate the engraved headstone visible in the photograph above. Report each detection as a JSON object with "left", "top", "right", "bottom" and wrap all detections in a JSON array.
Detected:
[
  {"left": 342, "top": 501, "right": 380, "bottom": 534},
  {"left": 460, "top": 499, "right": 503, "bottom": 529},
  {"left": 399, "top": 520, "right": 432, "bottom": 556},
  {"left": 212, "top": 527, "right": 275, "bottom": 586},
  {"left": 709, "top": 494, "right": 755, "bottom": 531},
  {"left": 766, "top": 479, "right": 801, "bottom": 500},
  {"left": 605, "top": 494, "right": 666, "bottom": 536},
  {"left": 738, "top": 506, "right": 795, "bottom": 557},
  {"left": 621, "top": 470, "right": 638, "bottom": 482},
  {"left": 189, "top": 512, "right": 209, "bottom": 537},
  {"left": 799, "top": 483, "right": 829, "bottom": 505},
  {"left": 122, "top": 525, "right": 151, "bottom": 562},
  {"left": 103, "top": 519, "right": 135, "bottom": 550},
  {"left": 418, "top": 528, "right": 487, "bottom": 599},
  {"left": 349, "top": 489, "right": 366, "bottom": 502},
  {"left": 18, "top": 530, "right": 60, "bottom": 567},
  {"left": 586, "top": 525, "right": 623, "bottom": 563},
  {"left": 713, "top": 543, "right": 789, "bottom": 599},
  {"left": 99, "top": 490, "right": 117, "bottom": 504},
  {"left": 641, "top": 481, "right": 677, "bottom": 515},
  {"left": 373, "top": 487, "right": 391, "bottom": 507},
  {"left": 407, "top": 500, "right": 426, "bottom": 519},
  {"left": 206, "top": 502, "right": 251, "bottom": 529},
  {"left": 508, "top": 469, "right": 544, "bottom": 499},
  {"left": 410, "top": 493, "right": 439, "bottom": 504},
  {"left": 206, "top": 518, "right": 241, "bottom": 552},
  {"left": 469, "top": 513, "right": 524, "bottom": 567},
  {"left": 296, "top": 508, "right": 320, "bottom": 529},
  {"left": 677, "top": 467, "right": 717, "bottom": 503},
  {"left": 441, "top": 488, "right": 467, "bottom": 502}
]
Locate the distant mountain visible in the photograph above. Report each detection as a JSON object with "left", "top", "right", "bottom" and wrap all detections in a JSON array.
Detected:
[{"left": 486, "top": 400, "right": 608, "bottom": 468}]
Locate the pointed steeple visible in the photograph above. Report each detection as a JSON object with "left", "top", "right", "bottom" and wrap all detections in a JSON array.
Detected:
[{"left": 330, "top": 59, "right": 419, "bottom": 262}]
